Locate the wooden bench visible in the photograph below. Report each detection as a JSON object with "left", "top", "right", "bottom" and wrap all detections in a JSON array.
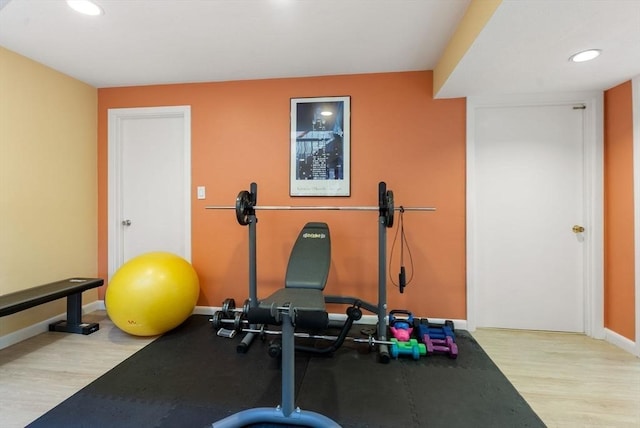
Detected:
[{"left": 0, "top": 278, "right": 104, "bottom": 335}]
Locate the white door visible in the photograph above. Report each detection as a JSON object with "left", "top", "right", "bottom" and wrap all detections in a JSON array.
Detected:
[
  {"left": 108, "top": 106, "right": 191, "bottom": 279},
  {"left": 470, "top": 103, "right": 586, "bottom": 332}
]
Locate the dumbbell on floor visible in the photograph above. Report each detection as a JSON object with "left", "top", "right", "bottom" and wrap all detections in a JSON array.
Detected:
[
  {"left": 220, "top": 298, "right": 252, "bottom": 318},
  {"left": 211, "top": 298, "right": 252, "bottom": 332}
]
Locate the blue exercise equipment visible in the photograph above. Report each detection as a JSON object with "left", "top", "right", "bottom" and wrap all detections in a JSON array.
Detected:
[{"left": 414, "top": 318, "right": 458, "bottom": 359}]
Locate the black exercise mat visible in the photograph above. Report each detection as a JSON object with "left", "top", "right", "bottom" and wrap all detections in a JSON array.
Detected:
[{"left": 28, "top": 315, "right": 545, "bottom": 428}]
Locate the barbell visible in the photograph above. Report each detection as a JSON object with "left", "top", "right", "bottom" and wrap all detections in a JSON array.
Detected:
[
  {"left": 205, "top": 182, "right": 435, "bottom": 227},
  {"left": 241, "top": 327, "right": 397, "bottom": 347}
]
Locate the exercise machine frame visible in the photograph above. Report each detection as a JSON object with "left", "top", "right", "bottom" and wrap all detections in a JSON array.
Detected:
[{"left": 227, "top": 181, "right": 411, "bottom": 363}]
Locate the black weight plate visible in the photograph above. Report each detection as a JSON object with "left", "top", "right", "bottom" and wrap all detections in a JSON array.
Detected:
[
  {"left": 242, "top": 298, "right": 251, "bottom": 316},
  {"left": 385, "top": 190, "right": 394, "bottom": 228},
  {"left": 211, "top": 311, "right": 224, "bottom": 329},
  {"left": 235, "top": 190, "right": 253, "bottom": 225},
  {"left": 222, "top": 298, "right": 236, "bottom": 317},
  {"left": 233, "top": 312, "right": 244, "bottom": 332}
]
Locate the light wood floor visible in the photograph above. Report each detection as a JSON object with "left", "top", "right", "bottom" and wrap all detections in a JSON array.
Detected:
[
  {"left": 1, "top": 311, "right": 638, "bottom": 428},
  {"left": 0, "top": 311, "right": 155, "bottom": 428},
  {"left": 472, "top": 328, "right": 640, "bottom": 427}
]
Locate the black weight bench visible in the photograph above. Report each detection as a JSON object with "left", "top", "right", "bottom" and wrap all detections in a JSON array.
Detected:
[
  {"left": 0, "top": 278, "right": 103, "bottom": 335},
  {"left": 213, "top": 222, "right": 340, "bottom": 427}
]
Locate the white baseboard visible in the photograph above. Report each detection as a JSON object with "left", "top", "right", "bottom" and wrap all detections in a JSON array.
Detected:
[
  {"left": 604, "top": 327, "right": 639, "bottom": 357},
  {"left": 1, "top": 303, "right": 468, "bottom": 351},
  {"left": 0, "top": 300, "right": 104, "bottom": 350},
  {"left": 195, "top": 305, "right": 467, "bottom": 329},
  {"left": 193, "top": 305, "right": 217, "bottom": 316}
]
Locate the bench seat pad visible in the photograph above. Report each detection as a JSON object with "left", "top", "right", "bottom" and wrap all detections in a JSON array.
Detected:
[
  {"left": 248, "top": 288, "right": 327, "bottom": 330},
  {"left": 0, "top": 278, "right": 103, "bottom": 317}
]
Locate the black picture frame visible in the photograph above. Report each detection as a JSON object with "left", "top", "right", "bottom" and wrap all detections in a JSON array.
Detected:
[{"left": 290, "top": 96, "right": 351, "bottom": 196}]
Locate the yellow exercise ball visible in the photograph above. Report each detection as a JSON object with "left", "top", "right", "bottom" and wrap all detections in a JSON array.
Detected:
[{"left": 106, "top": 251, "right": 200, "bottom": 336}]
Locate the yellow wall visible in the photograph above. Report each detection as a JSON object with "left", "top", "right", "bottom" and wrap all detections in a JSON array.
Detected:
[
  {"left": 0, "top": 47, "right": 99, "bottom": 335},
  {"left": 434, "top": 0, "right": 502, "bottom": 96}
]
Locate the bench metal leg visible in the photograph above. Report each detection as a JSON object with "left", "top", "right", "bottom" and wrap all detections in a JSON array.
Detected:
[
  {"left": 212, "top": 311, "right": 341, "bottom": 428},
  {"left": 49, "top": 292, "right": 99, "bottom": 335}
]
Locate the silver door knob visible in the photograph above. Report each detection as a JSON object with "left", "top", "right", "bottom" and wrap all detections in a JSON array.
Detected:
[{"left": 122, "top": 219, "right": 132, "bottom": 226}]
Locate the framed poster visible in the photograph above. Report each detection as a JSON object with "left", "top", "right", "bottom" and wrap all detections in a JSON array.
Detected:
[{"left": 290, "top": 96, "right": 350, "bottom": 196}]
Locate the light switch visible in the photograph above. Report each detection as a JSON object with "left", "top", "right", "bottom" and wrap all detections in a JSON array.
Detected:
[{"left": 197, "top": 186, "right": 206, "bottom": 200}]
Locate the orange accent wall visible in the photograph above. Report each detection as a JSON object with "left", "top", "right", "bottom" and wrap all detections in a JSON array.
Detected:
[
  {"left": 97, "top": 71, "right": 467, "bottom": 319},
  {"left": 604, "top": 80, "right": 635, "bottom": 340}
]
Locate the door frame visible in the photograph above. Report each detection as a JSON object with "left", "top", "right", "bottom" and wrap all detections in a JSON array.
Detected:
[
  {"left": 107, "top": 105, "right": 192, "bottom": 281},
  {"left": 466, "top": 91, "right": 604, "bottom": 339}
]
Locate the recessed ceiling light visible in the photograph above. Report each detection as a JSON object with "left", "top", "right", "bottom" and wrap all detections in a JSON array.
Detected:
[
  {"left": 67, "top": 0, "right": 103, "bottom": 16},
  {"left": 569, "top": 49, "right": 601, "bottom": 63}
]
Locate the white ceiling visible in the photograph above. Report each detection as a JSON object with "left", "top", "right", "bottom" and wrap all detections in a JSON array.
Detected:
[
  {"left": 439, "top": 0, "right": 640, "bottom": 98},
  {"left": 0, "top": 0, "right": 639, "bottom": 98}
]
